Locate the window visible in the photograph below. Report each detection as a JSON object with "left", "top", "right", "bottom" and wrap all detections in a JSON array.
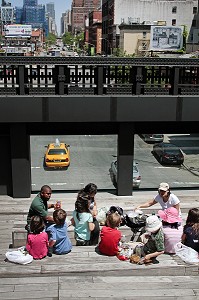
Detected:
[
  {"left": 193, "top": 7, "right": 197, "bottom": 14},
  {"left": 192, "top": 19, "right": 196, "bottom": 27},
  {"left": 172, "top": 6, "right": 177, "bottom": 14},
  {"left": 172, "top": 19, "right": 176, "bottom": 26}
]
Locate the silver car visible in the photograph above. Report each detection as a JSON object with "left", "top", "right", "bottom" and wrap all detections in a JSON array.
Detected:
[
  {"left": 110, "top": 161, "right": 141, "bottom": 188},
  {"left": 140, "top": 134, "right": 164, "bottom": 143}
]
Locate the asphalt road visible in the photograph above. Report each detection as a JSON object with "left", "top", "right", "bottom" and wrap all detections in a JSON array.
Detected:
[{"left": 30, "top": 134, "right": 199, "bottom": 192}]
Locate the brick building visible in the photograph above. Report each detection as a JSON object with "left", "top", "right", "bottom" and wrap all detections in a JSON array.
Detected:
[{"left": 71, "top": 0, "right": 101, "bottom": 33}]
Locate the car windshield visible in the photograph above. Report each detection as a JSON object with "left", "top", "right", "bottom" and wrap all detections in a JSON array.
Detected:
[
  {"left": 164, "top": 145, "right": 180, "bottom": 154},
  {"left": 48, "top": 149, "right": 66, "bottom": 155}
]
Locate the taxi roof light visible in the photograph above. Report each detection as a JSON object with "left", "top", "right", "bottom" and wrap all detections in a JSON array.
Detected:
[{"left": 54, "top": 138, "right": 61, "bottom": 147}]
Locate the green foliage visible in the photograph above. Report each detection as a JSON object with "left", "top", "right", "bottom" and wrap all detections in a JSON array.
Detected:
[
  {"left": 62, "top": 32, "right": 73, "bottom": 45},
  {"left": 181, "top": 25, "right": 188, "bottom": 52},
  {"left": 45, "top": 33, "right": 57, "bottom": 47},
  {"left": 113, "top": 47, "right": 135, "bottom": 57}
]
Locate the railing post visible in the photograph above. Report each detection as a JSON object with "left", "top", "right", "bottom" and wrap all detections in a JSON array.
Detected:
[
  {"left": 17, "top": 65, "right": 25, "bottom": 95},
  {"left": 96, "top": 66, "right": 104, "bottom": 95},
  {"left": 57, "top": 66, "right": 65, "bottom": 95},
  {"left": 135, "top": 66, "right": 143, "bottom": 95},
  {"left": 171, "top": 66, "right": 180, "bottom": 95}
]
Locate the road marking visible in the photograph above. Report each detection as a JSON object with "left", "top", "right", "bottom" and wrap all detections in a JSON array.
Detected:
[
  {"left": 154, "top": 166, "right": 173, "bottom": 169},
  {"left": 173, "top": 181, "right": 199, "bottom": 185},
  {"left": 31, "top": 166, "right": 41, "bottom": 169},
  {"left": 50, "top": 183, "right": 67, "bottom": 186},
  {"left": 31, "top": 183, "right": 36, "bottom": 186}
]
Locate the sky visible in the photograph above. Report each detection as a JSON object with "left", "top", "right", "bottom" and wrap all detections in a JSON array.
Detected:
[{"left": 10, "top": 0, "right": 72, "bottom": 34}]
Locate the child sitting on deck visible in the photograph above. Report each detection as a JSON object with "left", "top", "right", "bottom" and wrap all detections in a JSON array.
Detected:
[
  {"left": 46, "top": 209, "right": 72, "bottom": 255},
  {"left": 137, "top": 215, "right": 165, "bottom": 264},
  {"left": 26, "top": 215, "right": 49, "bottom": 260},
  {"left": 99, "top": 212, "right": 122, "bottom": 256}
]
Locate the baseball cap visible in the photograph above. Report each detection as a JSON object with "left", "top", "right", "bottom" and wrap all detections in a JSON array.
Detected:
[
  {"left": 145, "top": 215, "right": 162, "bottom": 233},
  {"left": 158, "top": 182, "right": 169, "bottom": 191},
  {"left": 158, "top": 207, "right": 182, "bottom": 223}
]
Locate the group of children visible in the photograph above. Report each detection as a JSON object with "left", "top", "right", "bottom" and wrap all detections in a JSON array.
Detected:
[{"left": 25, "top": 182, "right": 199, "bottom": 263}]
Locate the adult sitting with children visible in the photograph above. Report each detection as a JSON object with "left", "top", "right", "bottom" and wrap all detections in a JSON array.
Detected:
[
  {"left": 26, "top": 185, "right": 58, "bottom": 232},
  {"left": 135, "top": 182, "right": 181, "bottom": 214}
]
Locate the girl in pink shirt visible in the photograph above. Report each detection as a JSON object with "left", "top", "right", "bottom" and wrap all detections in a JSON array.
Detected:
[{"left": 26, "top": 215, "right": 49, "bottom": 259}]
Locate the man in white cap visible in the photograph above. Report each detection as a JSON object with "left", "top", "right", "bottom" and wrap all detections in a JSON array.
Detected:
[{"left": 135, "top": 182, "right": 180, "bottom": 213}]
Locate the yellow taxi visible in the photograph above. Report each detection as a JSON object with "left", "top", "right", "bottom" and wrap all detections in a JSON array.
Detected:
[{"left": 44, "top": 139, "right": 70, "bottom": 169}]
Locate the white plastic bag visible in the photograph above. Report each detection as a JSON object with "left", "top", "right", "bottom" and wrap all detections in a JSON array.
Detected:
[
  {"left": 174, "top": 242, "right": 199, "bottom": 264},
  {"left": 5, "top": 247, "right": 33, "bottom": 265},
  {"left": 96, "top": 206, "right": 109, "bottom": 224}
]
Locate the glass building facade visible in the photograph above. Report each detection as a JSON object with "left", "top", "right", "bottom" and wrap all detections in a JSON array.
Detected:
[{"left": 14, "top": 0, "right": 47, "bottom": 34}]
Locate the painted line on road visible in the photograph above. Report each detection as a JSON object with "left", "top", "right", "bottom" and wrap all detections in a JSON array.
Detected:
[
  {"left": 173, "top": 181, "right": 199, "bottom": 185},
  {"left": 154, "top": 166, "right": 173, "bottom": 169},
  {"left": 31, "top": 166, "right": 41, "bottom": 169},
  {"left": 50, "top": 183, "right": 67, "bottom": 186}
]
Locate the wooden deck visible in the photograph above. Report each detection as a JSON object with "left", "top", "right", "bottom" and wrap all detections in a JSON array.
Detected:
[{"left": 0, "top": 191, "right": 199, "bottom": 299}]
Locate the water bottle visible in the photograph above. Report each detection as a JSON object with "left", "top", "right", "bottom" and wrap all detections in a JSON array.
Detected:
[
  {"left": 135, "top": 245, "right": 142, "bottom": 258},
  {"left": 121, "top": 235, "right": 126, "bottom": 243}
]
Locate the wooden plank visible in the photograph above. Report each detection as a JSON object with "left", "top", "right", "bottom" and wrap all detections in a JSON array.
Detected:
[
  {"left": 59, "top": 288, "right": 195, "bottom": 298},
  {"left": 90, "top": 275, "right": 199, "bottom": 284},
  {"left": 59, "top": 281, "right": 199, "bottom": 290},
  {"left": 0, "top": 290, "right": 58, "bottom": 299}
]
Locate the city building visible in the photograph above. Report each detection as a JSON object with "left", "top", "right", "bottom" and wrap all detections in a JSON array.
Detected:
[
  {"left": 119, "top": 23, "right": 151, "bottom": 56},
  {"left": 14, "top": 0, "right": 47, "bottom": 35},
  {"left": 60, "top": 10, "right": 71, "bottom": 35},
  {"left": 46, "top": 2, "right": 56, "bottom": 35},
  {"left": 0, "top": 0, "right": 14, "bottom": 34},
  {"left": 102, "top": 0, "right": 198, "bottom": 54},
  {"left": 87, "top": 10, "right": 102, "bottom": 54},
  {"left": 71, "top": 0, "right": 101, "bottom": 34},
  {"left": 46, "top": 2, "right": 55, "bottom": 20},
  {"left": 186, "top": 2, "right": 199, "bottom": 53}
]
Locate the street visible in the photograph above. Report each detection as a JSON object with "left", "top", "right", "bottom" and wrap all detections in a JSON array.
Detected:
[{"left": 30, "top": 134, "right": 199, "bottom": 191}]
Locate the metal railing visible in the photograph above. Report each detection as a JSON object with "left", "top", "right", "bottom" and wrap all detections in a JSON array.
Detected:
[{"left": 0, "top": 56, "right": 199, "bottom": 96}]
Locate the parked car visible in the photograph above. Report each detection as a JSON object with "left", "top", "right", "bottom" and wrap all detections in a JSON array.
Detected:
[
  {"left": 140, "top": 134, "right": 164, "bottom": 143},
  {"left": 44, "top": 138, "right": 70, "bottom": 169},
  {"left": 152, "top": 142, "right": 184, "bottom": 165},
  {"left": 110, "top": 160, "right": 141, "bottom": 188}
]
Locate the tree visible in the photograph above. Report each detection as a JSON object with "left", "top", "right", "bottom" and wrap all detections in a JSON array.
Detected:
[
  {"left": 62, "top": 32, "right": 73, "bottom": 46},
  {"left": 45, "top": 33, "right": 57, "bottom": 49}
]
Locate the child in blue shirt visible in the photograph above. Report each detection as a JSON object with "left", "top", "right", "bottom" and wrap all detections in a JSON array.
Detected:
[{"left": 46, "top": 209, "right": 72, "bottom": 255}]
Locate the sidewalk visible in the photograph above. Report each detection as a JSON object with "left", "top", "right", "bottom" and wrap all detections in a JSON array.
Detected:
[{"left": 0, "top": 190, "right": 199, "bottom": 299}]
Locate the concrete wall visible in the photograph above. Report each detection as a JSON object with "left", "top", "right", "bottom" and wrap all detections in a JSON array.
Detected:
[
  {"left": 1, "top": 94, "right": 199, "bottom": 197},
  {"left": 0, "top": 95, "right": 199, "bottom": 123},
  {"left": 115, "top": 0, "right": 197, "bottom": 34}
]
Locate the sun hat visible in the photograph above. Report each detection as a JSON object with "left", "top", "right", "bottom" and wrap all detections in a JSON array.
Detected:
[
  {"left": 158, "top": 182, "right": 169, "bottom": 191},
  {"left": 145, "top": 215, "right": 162, "bottom": 233},
  {"left": 158, "top": 207, "right": 182, "bottom": 223}
]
